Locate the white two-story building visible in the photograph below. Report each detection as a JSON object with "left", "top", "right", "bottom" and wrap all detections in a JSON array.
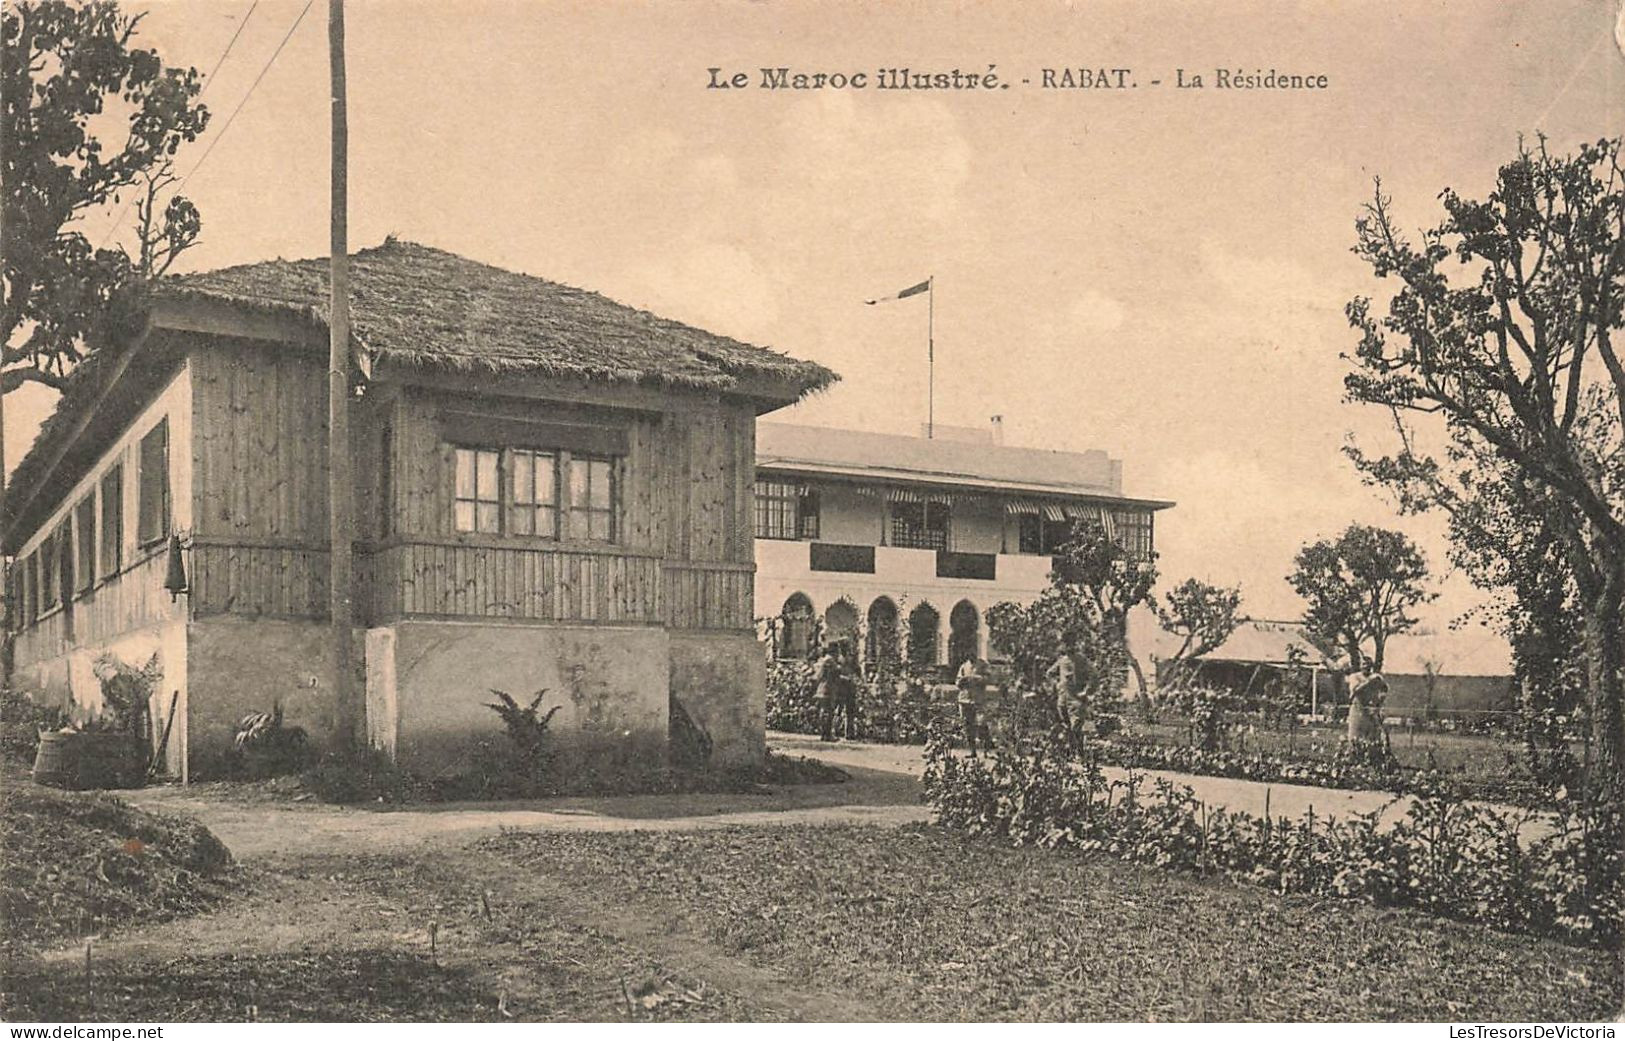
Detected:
[{"left": 752, "top": 420, "right": 1174, "bottom": 673}]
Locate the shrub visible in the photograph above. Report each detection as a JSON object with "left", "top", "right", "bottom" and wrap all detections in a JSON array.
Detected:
[
  {"left": 0, "top": 687, "right": 66, "bottom": 765},
  {"left": 765, "top": 659, "right": 820, "bottom": 734},
  {"left": 476, "top": 688, "right": 563, "bottom": 794},
  {"left": 300, "top": 747, "right": 433, "bottom": 804},
  {"left": 88, "top": 654, "right": 161, "bottom": 737},
  {"left": 231, "top": 703, "right": 311, "bottom": 778},
  {"left": 921, "top": 726, "right": 1622, "bottom": 946}
]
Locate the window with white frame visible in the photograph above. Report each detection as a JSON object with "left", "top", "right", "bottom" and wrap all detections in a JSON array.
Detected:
[
  {"left": 453, "top": 444, "right": 617, "bottom": 544},
  {"left": 454, "top": 447, "right": 502, "bottom": 534}
]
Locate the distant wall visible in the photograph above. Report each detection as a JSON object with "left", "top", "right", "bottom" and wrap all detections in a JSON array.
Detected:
[
  {"left": 952, "top": 499, "right": 1005, "bottom": 554},
  {"left": 818, "top": 485, "right": 882, "bottom": 545},
  {"left": 13, "top": 619, "right": 188, "bottom": 776},
  {"left": 1382, "top": 673, "right": 1515, "bottom": 720}
]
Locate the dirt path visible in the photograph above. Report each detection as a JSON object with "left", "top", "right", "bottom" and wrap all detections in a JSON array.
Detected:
[
  {"left": 31, "top": 847, "right": 885, "bottom": 1021},
  {"left": 122, "top": 756, "right": 925, "bottom": 860},
  {"left": 19, "top": 745, "right": 923, "bottom": 1020}
]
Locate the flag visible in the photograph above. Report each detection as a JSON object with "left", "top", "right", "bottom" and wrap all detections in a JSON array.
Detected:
[{"left": 865, "top": 279, "right": 930, "bottom": 305}]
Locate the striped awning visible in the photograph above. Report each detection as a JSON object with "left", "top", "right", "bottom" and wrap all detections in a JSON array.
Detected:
[
  {"left": 1041, "top": 503, "right": 1067, "bottom": 523},
  {"left": 1064, "top": 504, "right": 1118, "bottom": 537},
  {"left": 1004, "top": 499, "right": 1043, "bottom": 516},
  {"left": 886, "top": 486, "right": 923, "bottom": 503}
]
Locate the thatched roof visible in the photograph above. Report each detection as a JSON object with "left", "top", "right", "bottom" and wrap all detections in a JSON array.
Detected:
[
  {"left": 3, "top": 239, "right": 834, "bottom": 550},
  {"left": 160, "top": 238, "right": 835, "bottom": 393}
]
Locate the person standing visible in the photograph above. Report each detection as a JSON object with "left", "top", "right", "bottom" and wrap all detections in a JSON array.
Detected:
[
  {"left": 838, "top": 643, "right": 862, "bottom": 739},
  {"left": 1045, "top": 641, "right": 1079, "bottom": 727},
  {"left": 813, "top": 645, "right": 841, "bottom": 741},
  {"left": 956, "top": 654, "right": 991, "bottom": 756}
]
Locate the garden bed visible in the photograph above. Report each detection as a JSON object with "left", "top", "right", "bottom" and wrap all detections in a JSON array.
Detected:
[
  {"left": 1084, "top": 735, "right": 1552, "bottom": 808},
  {"left": 297, "top": 749, "right": 848, "bottom": 805}
]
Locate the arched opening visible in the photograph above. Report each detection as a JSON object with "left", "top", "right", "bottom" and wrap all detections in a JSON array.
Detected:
[
  {"left": 866, "top": 597, "right": 900, "bottom": 664},
  {"left": 824, "top": 598, "right": 859, "bottom": 647},
  {"left": 779, "top": 593, "right": 816, "bottom": 659},
  {"left": 907, "top": 602, "right": 940, "bottom": 667},
  {"left": 948, "top": 600, "right": 980, "bottom": 672}
]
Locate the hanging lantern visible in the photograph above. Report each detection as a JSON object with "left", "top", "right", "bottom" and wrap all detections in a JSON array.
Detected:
[{"left": 163, "top": 533, "right": 189, "bottom": 601}]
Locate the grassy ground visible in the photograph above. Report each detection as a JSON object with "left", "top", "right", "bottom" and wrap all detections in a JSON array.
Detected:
[
  {"left": 7, "top": 815, "right": 1618, "bottom": 1021},
  {"left": 478, "top": 825, "right": 1622, "bottom": 1022}
]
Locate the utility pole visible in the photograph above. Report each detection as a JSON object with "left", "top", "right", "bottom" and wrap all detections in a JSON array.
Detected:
[{"left": 328, "top": 0, "right": 357, "bottom": 751}]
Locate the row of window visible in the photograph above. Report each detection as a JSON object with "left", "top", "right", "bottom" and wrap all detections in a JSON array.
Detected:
[
  {"left": 750, "top": 480, "right": 1154, "bottom": 558},
  {"left": 451, "top": 445, "right": 617, "bottom": 543},
  {"left": 14, "top": 419, "right": 170, "bottom": 625},
  {"left": 1016, "top": 512, "right": 1153, "bottom": 558}
]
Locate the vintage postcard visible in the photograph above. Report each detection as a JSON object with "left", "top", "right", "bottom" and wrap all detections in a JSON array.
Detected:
[{"left": 1, "top": 0, "right": 1621, "bottom": 1028}]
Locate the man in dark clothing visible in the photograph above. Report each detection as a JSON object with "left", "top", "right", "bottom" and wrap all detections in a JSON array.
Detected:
[
  {"left": 837, "top": 644, "right": 862, "bottom": 739},
  {"left": 813, "top": 645, "right": 841, "bottom": 741}
]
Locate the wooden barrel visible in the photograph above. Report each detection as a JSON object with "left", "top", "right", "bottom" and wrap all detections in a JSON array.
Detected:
[
  {"left": 32, "top": 731, "right": 147, "bottom": 790},
  {"left": 31, "top": 731, "right": 79, "bottom": 789}
]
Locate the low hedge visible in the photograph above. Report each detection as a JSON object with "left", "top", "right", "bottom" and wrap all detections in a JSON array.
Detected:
[
  {"left": 922, "top": 723, "right": 1621, "bottom": 947},
  {"left": 1084, "top": 737, "right": 1553, "bottom": 809}
]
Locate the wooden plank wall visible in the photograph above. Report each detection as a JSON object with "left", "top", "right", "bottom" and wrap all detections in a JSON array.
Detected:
[
  {"left": 661, "top": 561, "right": 753, "bottom": 630},
  {"left": 14, "top": 553, "right": 183, "bottom": 664},
  {"left": 374, "top": 542, "right": 661, "bottom": 623},
  {"left": 189, "top": 341, "right": 329, "bottom": 542},
  {"left": 184, "top": 359, "right": 760, "bottom": 633},
  {"left": 186, "top": 342, "right": 389, "bottom": 624},
  {"left": 188, "top": 542, "right": 328, "bottom": 618},
  {"left": 379, "top": 386, "right": 757, "bottom": 630},
  {"left": 14, "top": 339, "right": 763, "bottom": 651}
]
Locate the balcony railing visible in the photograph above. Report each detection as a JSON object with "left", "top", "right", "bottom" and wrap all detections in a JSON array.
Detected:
[
  {"left": 935, "top": 550, "right": 997, "bottom": 580},
  {"left": 809, "top": 542, "right": 876, "bottom": 574}
]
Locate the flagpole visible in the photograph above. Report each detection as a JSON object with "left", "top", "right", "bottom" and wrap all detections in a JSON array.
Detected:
[{"left": 927, "top": 275, "right": 934, "bottom": 439}]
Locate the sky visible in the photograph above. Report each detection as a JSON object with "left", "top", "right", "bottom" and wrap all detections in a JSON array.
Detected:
[{"left": 8, "top": 0, "right": 1623, "bottom": 672}]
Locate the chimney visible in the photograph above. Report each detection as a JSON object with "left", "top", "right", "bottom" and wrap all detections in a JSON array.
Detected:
[{"left": 989, "top": 415, "right": 1004, "bottom": 446}]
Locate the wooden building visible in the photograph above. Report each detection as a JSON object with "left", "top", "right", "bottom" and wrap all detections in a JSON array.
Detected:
[{"left": 4, "top": 239, "right": 833, "bottom": 776}]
